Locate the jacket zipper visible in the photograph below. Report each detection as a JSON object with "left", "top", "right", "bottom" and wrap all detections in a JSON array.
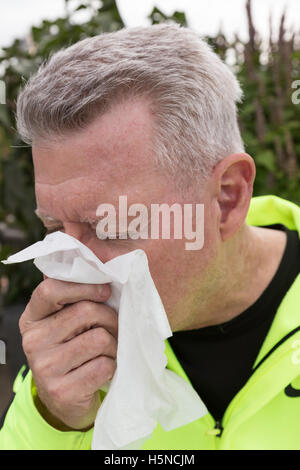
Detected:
[{"left": 214, "top": 420, "right": 224, "bottom": 437}]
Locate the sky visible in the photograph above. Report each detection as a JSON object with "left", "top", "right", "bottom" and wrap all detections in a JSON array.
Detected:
[{"left": 0, "top": 0, "right": 299, "bottom": 50}]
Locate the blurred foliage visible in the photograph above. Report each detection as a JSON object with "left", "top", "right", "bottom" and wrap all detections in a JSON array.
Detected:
[{"left": 0, "top": 0, "right": 299, "bottom": 305}]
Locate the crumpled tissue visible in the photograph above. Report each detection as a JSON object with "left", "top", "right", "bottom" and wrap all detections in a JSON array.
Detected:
[{"left": 2, "top": 231, "right": 207, "bottom": 449}]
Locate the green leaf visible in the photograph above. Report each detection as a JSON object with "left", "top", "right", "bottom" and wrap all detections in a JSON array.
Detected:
[{"left": 254, "top": 151, "right": 276, "bottom": 172}]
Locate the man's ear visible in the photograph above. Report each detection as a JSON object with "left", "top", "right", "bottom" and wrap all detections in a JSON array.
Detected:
[{"left": 211, "top": 153, "right": 256, "bottom": 241}]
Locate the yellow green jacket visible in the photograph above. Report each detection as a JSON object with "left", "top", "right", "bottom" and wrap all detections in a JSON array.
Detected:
[{"left": 1, "top": 195, "right": 300, "bottom": 450}]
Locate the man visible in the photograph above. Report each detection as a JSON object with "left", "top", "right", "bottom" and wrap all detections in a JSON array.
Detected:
[{"left": 0, "top": 24, "right": 299, "bottom": 450}]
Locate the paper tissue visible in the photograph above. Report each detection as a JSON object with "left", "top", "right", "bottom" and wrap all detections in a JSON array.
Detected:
[{"left": 2, "top": 231, "right": 207, "bottom": 450}]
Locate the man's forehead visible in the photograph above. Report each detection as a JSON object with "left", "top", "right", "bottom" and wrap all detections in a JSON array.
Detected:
[
  {"left": 32, "top": 98, "right": 155, "bottom": 185},
  {"left": 32, "top": 99, "right": 178, "bottom": 223},
  {"left": 34, "top": 175, "right": 146, "bottom": 223}
]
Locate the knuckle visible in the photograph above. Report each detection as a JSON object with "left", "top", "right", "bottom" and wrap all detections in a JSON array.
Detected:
[
  {"left": 74, "top": 327, "right": 111, "bottom": 355},
  {"left": 32, "top": 354, "right": 52, "bottom": 377},
  {"left": 91, "top": 327, "right": 111, "bottom": 350},
  {"left": 22, "top": 329, "right": 38, "bottom": 356},
  {"left": 47, "top": 380, "right": 66, "bottom": 403},
  {"left": 18, "top": 314, "right": 25, "bottom": 335},
  {"left": 35, "top": 281, "right": 52, "bottom": 301},
  {"left": 75, "top": 331, "right": 88, "bottom": 351},
  {"left": 18, "top": 305, "right": 31, "bottom": 335},
  {"left": 103, "top": 304, "right": 118, "bottom": 323},
  {"left": 98, "top": 356, "right": 116, "bottom": 380},
  {"left": 74, "top": 300, "right": 96, "bottom": 317},
  {"left": 103, "top": 305, "right": 119, "bottom": 330},
  {"left": 86, "top": 362, "right": 101, "bottom": 385}
]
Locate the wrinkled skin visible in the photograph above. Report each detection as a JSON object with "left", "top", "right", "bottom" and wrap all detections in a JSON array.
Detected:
[{"left": 19, "top": 98, "right": 287, "bottom": 430}]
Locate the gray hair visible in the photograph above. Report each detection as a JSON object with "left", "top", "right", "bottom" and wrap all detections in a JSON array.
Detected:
[{"left": 17, "top": 23, "right": 245, "bottom": 181}]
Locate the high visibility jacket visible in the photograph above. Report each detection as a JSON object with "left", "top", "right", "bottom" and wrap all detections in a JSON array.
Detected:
[{"left": 1, "top": 195, "right": 300, "bottom": 450}]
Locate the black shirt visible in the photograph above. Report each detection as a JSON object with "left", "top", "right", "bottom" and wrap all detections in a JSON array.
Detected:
[{"left": 168, "top": 225, "right": 300, "bottom": 422}]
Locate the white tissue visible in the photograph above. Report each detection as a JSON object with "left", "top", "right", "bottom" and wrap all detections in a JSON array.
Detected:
[{"left": 2, "top": 231, "right": 207, "bottom": 449}]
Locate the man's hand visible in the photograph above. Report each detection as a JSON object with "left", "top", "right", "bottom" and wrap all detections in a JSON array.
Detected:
[{"left": 19, "top": 278, "right": 117, "bottom": 431}]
